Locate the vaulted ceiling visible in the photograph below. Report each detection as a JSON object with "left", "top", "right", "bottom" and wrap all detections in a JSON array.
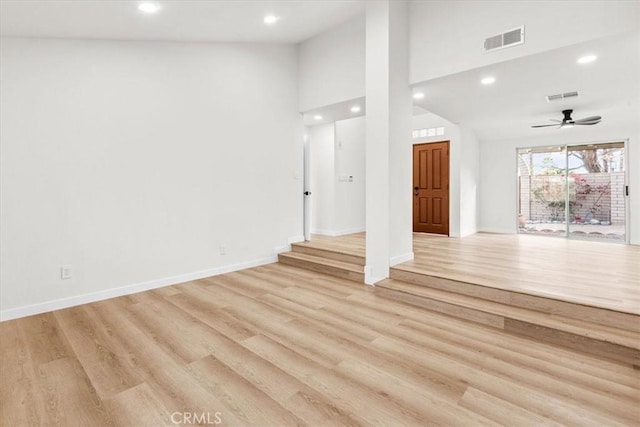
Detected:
[
  {"left": 0, "top": 0, "right": 365, "bottom": 43},
  {"left": 2, "top": 1, "right": 637, "bottom": 143}
]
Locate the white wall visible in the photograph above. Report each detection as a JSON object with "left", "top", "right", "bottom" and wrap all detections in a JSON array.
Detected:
[
  {"left": 309, "top": 123, "right": 335, "bottom": 234},
  {"left": 478, "top": 128, "right": 640, "bottom": 244},
  {"left": 0, "top": 37, "right": 303, "bottom": 319},
  {"left": 334, "top": 116, "right": 366, "bottom": 234},
  {"left": 459, "top": 126, "right": 479, "bottom": 237},
  {"left": 297, "top": 15, "right": 365, "bottom": 112},
  {"left": 478, "top": 139, "right": 518, "bottom": 235},
  {"left": 310, "top": 117, "right": 366, "bottom": 236},
  {"left": 410, "top": 0, "right": 640, "bottom": 83},
  {"left": 412, "top": 113, "right": 479, "bottom": 238}
]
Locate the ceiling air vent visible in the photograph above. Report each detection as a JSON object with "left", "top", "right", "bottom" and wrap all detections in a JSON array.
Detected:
[
  {"left": 545, "top": 91, "right": 579, "bottom": 103},
  {"left": 484, "top": 26, "right": 525, "bottom": 52}
]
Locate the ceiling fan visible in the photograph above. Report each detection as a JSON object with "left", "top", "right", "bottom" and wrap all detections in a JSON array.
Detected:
[{"left": 531, "top": 109, "right": 602, "bottom": 129}]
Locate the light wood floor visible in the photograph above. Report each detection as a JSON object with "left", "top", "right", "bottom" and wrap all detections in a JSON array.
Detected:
[
  {"left": 2, "top": 263, "right": 639, "bottom": 426},
  {"left": 307, "top": 233, "right": 366, "bottom": 257},
  {"left": 311, "top": 232, "right": 640, "bottom": 315}
]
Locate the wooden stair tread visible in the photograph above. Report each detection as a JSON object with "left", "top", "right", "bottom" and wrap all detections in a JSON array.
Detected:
[
  {"left": 303, "top": 233, "right": 366, "bottom": 257},
  {"left": 377, "top": 279, "right": 640, "bottom": 351},
  {"left": 391, "top": 264, "right": 640, "bottom": 317},
  {"left": 291, "top": 242, "right": 366, "bottom": 266},
  {"left": 279, "top": 252, "right": 363, "bottom": 273},
  {"left": 389, "top": 268, "right": 639, "bottom": 333},
  {"left": 278, "top": 251, "right": 364, "bottom": 284},
  {"left": 292, "top": 241, "right": 364, "bottom": 258}
]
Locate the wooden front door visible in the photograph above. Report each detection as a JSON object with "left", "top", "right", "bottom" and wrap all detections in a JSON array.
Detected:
[{"left": 413, "top": 141, "right": 449, "bottom": 235}]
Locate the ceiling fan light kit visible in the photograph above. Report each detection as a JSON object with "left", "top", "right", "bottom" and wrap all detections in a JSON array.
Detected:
[{"left": 532, "top": 109, "right": 602, "bottom": 129}]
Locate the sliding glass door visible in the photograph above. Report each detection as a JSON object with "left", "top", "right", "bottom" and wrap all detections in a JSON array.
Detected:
[
  {"left": 517, "top": 142, "right": 626, "bottom": 242},
  {"left": 518, "top": 146, "right": 568, "bottom": 237}
]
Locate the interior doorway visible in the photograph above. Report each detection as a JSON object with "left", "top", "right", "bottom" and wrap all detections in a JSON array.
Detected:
[
  {"left": 413, "top": 141, "right": 450, "bottom": 235},
  {"left": 303, "top": 133, "right": 311, "bottom": 241},
  {"left": 517, "top": 141, "right": 627, "bottom": 242}
]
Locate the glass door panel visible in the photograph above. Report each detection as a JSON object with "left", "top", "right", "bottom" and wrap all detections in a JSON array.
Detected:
[
  {"left": 517, "top": 146, "right": 568, "bottom": 237},
  {"left": 567, "top": 143, "right": 625, "bottom": 242}
]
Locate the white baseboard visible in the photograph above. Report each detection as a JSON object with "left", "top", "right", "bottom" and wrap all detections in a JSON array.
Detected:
[
  {"left": 0, "top": 255, "right": 277, "bottom": 322},
  {"left": 459, "top": 229, "right": 479, "bottom": 238},
  {"left": 335, "top": 227, "right": 365, "bottom": 236},
  {"left": 390, "top": 252, "right": 414, "bottom": 266},
  {"left": 478, "top": 227, "right": 517, "bottom": 234},
  {"left": 288, "top": 235, "right": 305, "bottom": 244},
  {"left": 310, "top": 227, "right": 365, "bottom": 237},
  {"left": 364, "top": 265, "right": 387, "bottom": 286},
  {"left": 310, "top": 228, "right": 331, "bottom": 236},
  {"left": 364, "top": 275, "right": 386, "bottom": 286}
]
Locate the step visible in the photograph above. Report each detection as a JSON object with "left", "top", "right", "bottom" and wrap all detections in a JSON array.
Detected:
[
  {"left": 278, "top": 251, "right": 364, "bottom": 283},
  {"left": 376, "top": 278, "right": 640, "bottom": 366},
  {"left": 291, "top": 242, "right": 366, "bottom": 266},
  {"left": 390, "top": 268, "right": 639, "bottom": 333}
]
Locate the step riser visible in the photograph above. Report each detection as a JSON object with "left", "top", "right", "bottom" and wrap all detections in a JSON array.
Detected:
[
  {"left": 278, "top": 255, "right": 364, "bottom": 283},
  {"left": 376, "top": 287, "right": 505, "bottom": 329},
  {"left": 504, "top": 319, "right": 640, "bottom": 367},
  {"left": 390, "top": 268, "right": 639, "bottom": 333},
  {"left": 377, "top": 286, "right": 640, "bottom": 367},
  {"left": 291, "top": 245, "right": 366, "bottom": 266}
]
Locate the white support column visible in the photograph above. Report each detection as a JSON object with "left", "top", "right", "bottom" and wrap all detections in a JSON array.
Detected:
[
  {"left": 388, "top": 1, "right": 413, "bottom": 265},
  {"left": 365, "top": 0, "right": 412, "bottom": 284}
]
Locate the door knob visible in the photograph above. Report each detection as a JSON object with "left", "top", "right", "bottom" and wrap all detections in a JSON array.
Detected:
[
  {"left": 303, "top": 191, "right": 312, "bottom": 196},
  {"left": 413, "top": 186, "right": 419, "bottom": 196}
]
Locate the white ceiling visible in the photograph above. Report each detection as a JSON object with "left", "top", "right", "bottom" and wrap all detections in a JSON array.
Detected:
[
  {"left": 0, "top": 0, "right": 365, "bottom": 43},
  {"left": 412, "top": 31, "right": 640, "bottom": 142},
  {"left": 302, "top": 97, "right": 366, "bottom": 127},
  {"left": 3, "top": 1, "right": 637, "bottom": 143}
]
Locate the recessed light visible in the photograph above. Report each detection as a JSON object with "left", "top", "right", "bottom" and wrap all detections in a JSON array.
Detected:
[
  {"left": 413, "top": 92, "right": 425, "bottom": 100},
  {"left": 350, "top": 106, "right": 361, "bottom": 113},
  {"left": 313, "top": 115, "right": 323, "bottom": 121},
  {"left": 264, "top": 14, "right": 280, "bottom": 25},
  {"left": 577, "top": 54, "right": 597, "bottom": 64},
  {"left": 138, "top": 2, "right": 160, "bottom": 14},
  {"left": 481, "top": 76, "right": 496, "bottom": 85}
]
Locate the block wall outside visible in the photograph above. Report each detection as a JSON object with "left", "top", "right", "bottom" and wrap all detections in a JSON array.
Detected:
[
  {"left": 519, "top": 172, "right": 625, "bottom": 224},
  {"left": 610, "top": 172, "right": 626, "bottom": 224}
]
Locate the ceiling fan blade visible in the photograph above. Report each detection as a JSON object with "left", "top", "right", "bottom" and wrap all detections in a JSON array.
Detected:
[
  {"left": 574, "top": 116, "right": 602, "bottom": 123},
  {"left": 532, "top": 112, "right": 601, "bottom": 129}
]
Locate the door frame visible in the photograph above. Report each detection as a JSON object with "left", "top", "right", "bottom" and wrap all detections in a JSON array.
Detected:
[
  {"left": 303, "top": 132, "right": 311, "bottom": 241},
  {"left": 412, "top": 140, "right": 450, "bottom": 236},
  {"left": 515, "top": 139, "right": 629, "bottom": 244}
]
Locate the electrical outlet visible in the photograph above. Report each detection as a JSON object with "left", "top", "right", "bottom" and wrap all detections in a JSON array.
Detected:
[
  {"left": 61, "top": 265, "right": 73, "bottom": 280},
  {"left": 219, "top": 245, "right": 226, "bottom": 255}
]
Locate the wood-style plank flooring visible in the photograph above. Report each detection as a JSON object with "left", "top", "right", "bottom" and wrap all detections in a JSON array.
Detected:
[
  {"left": 403, "top": 233, "right": 640, "bottom": 315},
  {"left": 305, "top": 233, "right": 366, "bottom": 257},
  {"left": 2, "top": 263, "right": 639, "bottom": 426},
  {"left": 310, "top": 232, "right": 640, "bottom": 315}
]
